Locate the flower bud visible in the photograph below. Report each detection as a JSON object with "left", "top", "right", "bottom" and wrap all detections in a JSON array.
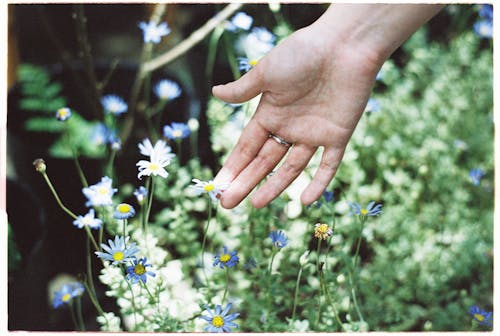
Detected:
[
  {"left": 299, "top": 250, "right": 310, "bottom": 266},
  {"left": 188, "top": 118, "right": 199, "bottom": 132},
  {"left": 33, "top": 158, "right": 46, "bottom": 173}
]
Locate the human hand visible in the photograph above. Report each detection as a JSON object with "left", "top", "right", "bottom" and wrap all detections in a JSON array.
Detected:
[{"left": 213, "top": 4, "right": 443, "bottom": 209}]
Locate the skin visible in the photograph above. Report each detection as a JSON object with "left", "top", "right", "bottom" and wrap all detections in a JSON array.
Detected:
[{"left": 213, "top": 4, "right": 445, "bottom": 209}]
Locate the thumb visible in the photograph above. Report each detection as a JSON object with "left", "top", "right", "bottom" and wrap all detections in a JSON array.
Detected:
[{"left": 212, "top": 66, "right": 264, "bottom": 104}]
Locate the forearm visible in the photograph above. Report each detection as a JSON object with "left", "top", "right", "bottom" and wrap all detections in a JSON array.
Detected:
[{"left": 311, "top": 4, "right": 445, "bottom": 67}]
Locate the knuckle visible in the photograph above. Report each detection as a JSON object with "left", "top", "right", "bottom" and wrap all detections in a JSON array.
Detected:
[
  {"left": 281, "top": 160, "right": 303, "bottom": 177},
  {"left": 254, "top": 153, "right": 276, "bottom": 172},
  {"left": 319, "top": 160, "right": 339, "bottom": 174}
]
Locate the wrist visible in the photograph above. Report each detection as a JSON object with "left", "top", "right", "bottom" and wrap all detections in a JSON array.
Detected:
[{"left": 309, "top": 4, "right": 444, "bottom": 71}]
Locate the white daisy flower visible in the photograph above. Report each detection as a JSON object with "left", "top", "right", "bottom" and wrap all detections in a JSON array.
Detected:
[
  {"left": 138, "top": 138, "right": 175, "bottom": 161},
  {"left": 73, "top": 209, "right": 102, "bottom": 229},
  {"left": 190, "top": 179, "right": 228, "bottom": 202},
  {"left": 136, "top": 151, "right": 172, "bottom": 180}
]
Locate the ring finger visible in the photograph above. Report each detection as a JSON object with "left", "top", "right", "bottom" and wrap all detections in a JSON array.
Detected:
[
  {"left": 250, "top": 143, "right": 316, "bottom": 208},
  {"left": 220, "top": 135, "right": 291, "bottom": 208}
]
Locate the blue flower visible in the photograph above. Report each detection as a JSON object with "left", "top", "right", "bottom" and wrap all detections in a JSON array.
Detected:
[
  {"left": 95, "top": 236, "right": 139, "bottom": 265},
  {"left": 226, "top": 12, "right": 253, "bottom": 31},
  {"left": 82, "top": 176, "right": 117, "bottom": 207},
  {"left": 114, "top": 203, "right": 136, "bottom": 219},
  {"left": 90, "top": 123, "right": 111, "bottom": 146},
  {"left": 134, "top": 186, "right": 148, "bottom": 204},
  {"left": 269, "top": 230, "right": 288, "bottom": 249},
  {"left": 237, "top": 57, "right": 258, "bottom": 72},
  {"left": 238, "top": 27, "right": 275, "bottom": 71},
  {"left": 323, "top": 190, "right": 334, "bottom": 202},
  {"left": 213, "top": 246, "right": 239, "bottom": 269},
  {"left": 478, "top": 4, "right": 493, "bottom": 21},
  {"left": 101, "top": 95, "right": 128, "bottom": 115},
  {"left": 199, "top": 303, "right": 240, "bottom": 333},
  {"left": 154, "top": 79, "right": 182, "bottom": 101},
  {"left": 349, "top": 201, "right": 383, "bottom": 217},
  {"left": 56, "top": 107, "right": 72, "bottom": 121},
  {"left": 126, "top": 257, "right": 156, "bottom": 284},
  {"left": 73, "top": 209, "right": 102, "bottom": 230},
  {"left": 53, "top": 282, "right": 85, "bottom": 308},
  {"left": 109, "top": 134, "right": 122, "bottom": 151},
  {"left": 365, "top": 97, "right": 381, "bottom": 113},
  {"left": 469, "top": 305, "right": 492, "bottom": 327},
  {"left": 469, "top": 168, "right": 484, "bottom": 186},
  {"left": 474, "top": 20, "right": 493, "bottom": 39},
  {"left": 139, "top": 21, "right": 170, "bottom": 44},
  {"left": 163, "top": 122, "right": 191, "bottom": 140}
]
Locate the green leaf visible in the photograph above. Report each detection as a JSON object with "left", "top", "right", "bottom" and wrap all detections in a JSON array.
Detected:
[{"left": 25, "top": 117, "right": 64, "bottom": 132}]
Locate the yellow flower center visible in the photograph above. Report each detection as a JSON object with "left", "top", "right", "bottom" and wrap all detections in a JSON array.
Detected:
[
  {"left": 317, "top": 224, "right": 329, "bottom": 233},
  {"left": 148, "top": 163, "right": 159, "bottom": 171},
  {"left": 97, "top": 186, "right": 109, "bottom": 195},
  {"left": 113, "top": 251, "right": 124, "bottom": 261},
  {"left": 134, "top": 264, "right": 146, "bottom": 275},
  {"left": 220, "top": 254, "right": 231, "bottom": 263},
  {"left": 474, "top": 314, "right": 485, "bottom": 322},
  {"left": 82, "top": 217, "right": 92, "bottom": 225},
  {"left": 212, "top": 316, "right": 224, "bottom": 328},
  {"left": 172, "top": 130, "right": 183, "bottom": 138},
  {"left": 62, "top": 293, "right": 72, "bottom": 302},
  {"left": 249, "top": 59, "right": 258, "bottom": 66},
  {"left": 57, "top": 109, "right": 68, "bottom": 118},
  {"left": 117, "top": 203, "right": 131, "bottom": 213},
  {"left": 204, "top": 183, "right": 215, "bottom": 192},
  {"left": 360, "top": 209, "right": 368, "bottom": 215}
]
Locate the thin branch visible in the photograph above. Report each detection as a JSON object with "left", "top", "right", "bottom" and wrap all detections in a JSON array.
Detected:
[
  {"left": 143, "top": 3, "right": 242, "bottom": 73},
  {"left": 36, "top": 6, "right": 90, "bottom": 106},
  {"left": 73, "top": 4, "right": 102, "bottom": 118},
  {"left": 120, "top": 3, "right": 167, "bottom": 147}
]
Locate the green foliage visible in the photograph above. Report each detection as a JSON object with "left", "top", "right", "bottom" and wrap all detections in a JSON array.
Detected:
[
  {"left": 17, "top": 64, "right": 107, "bottom": 158},
  {"left": 18, "top": 64, "right": 67, "bottom": 114}
]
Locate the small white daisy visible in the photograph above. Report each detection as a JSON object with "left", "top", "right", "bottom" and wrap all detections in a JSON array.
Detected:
[
  {"left": 73, "top": 209, "right": 102, "bottom": 229},
  {"left": 138, "top": 138, "right": 175, "bottom": 161},
  {"left": 191, "top": 179, "right": 228, "bottom": 202}
]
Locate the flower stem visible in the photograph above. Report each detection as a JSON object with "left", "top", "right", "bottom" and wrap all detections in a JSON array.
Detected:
[
  {"left": 315, "top": 240, "right": 323, "bottom": 328},
  {"left": 353, "top": 217, "right": 366, "bottom": 269},
  {"left": 222, "top": 267, "right": 230, "bottom": 304},
  {"left": 84, "top": 225, "right": 100, "bottom": 252},
  {"left": 144, "top": 177, "right": 155, "bottom": 230},
  {"left": 291, "top": 265, "right": 303, "bottom": 322},
  {"left": 75, "top": 295, "right": 86, "bottom": 331},
  {"left": 268, "top": 250, "right": 278, "bottom": 274},
  {"left": 68, "top": 301, "right": 79, "bottom": 331},
  {"left": 122, "top": 219, "right": 128, "bottom": 244},
  {"left": 81, "top": 280, "right": 108, "bottom": 324},
  {"left": 123, "top": 273, "right": 138, "bottom": 330},
  {"left": 319, "top": 269, "right": 344, "bottom": 331},
  {"left": 200, "top": 200, "right": 214, "bottom": 288},
  {"left": 106, "top": 149, "right": 116, "bottom": 179},
  {"left": 141, "top": 281, "right": 160, "bottom": 311},
  {"left": 41, "top": 172, "right": 78, "bottom": 219}
]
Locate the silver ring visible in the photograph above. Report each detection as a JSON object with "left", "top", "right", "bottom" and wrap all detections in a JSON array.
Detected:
[{"left": 269, "top": 133, "right": 293, "bottom": 147}]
